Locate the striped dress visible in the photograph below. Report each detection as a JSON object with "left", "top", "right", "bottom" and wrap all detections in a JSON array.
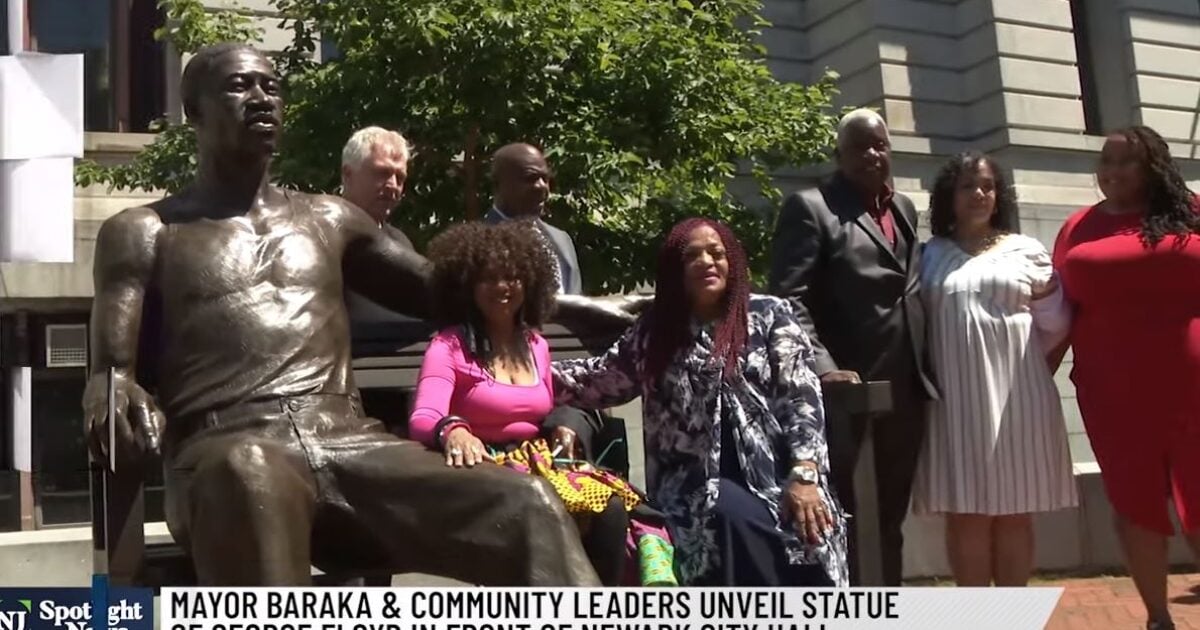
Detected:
[{"left": 912, "top": 234, "right": 1079, "bottom": 515}]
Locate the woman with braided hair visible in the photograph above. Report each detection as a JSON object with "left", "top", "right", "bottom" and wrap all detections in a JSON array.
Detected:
[
  {"left": 553, "top": 218, "right": 848, "bottom": 586},
  {"left": 1053, "top": 125, "right": 1200, "bottom": 630}
]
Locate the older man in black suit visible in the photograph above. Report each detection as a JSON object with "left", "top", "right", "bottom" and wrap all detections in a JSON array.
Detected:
[{"left": 768, "top": 109, "right": 938, "bottom": 586}]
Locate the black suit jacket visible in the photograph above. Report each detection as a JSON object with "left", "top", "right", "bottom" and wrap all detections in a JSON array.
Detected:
[{"left": 768, "top": 174, "right": 937, "bottom": 400}]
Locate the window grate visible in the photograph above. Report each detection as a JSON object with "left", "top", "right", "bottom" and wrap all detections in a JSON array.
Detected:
[{"left": 45, "top": 324, "right": 88, "bottom": 368}]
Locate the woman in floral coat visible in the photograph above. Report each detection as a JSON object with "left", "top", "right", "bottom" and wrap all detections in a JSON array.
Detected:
[{"left": 553, "top": 218, "right": 848, "bottom": 586}]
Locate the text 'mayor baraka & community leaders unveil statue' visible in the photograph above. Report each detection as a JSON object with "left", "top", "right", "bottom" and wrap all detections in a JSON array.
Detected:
[{"left": 81, "top": 43, "right": 632, "bottom": 586}]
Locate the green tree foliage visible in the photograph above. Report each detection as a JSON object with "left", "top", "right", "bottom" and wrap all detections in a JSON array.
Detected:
[{"left": 76, "top": 0, "right": 839, "bottom": 293}]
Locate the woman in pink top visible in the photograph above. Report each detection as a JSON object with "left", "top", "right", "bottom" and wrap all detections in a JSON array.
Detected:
[{"left": 409, "top": 221, "right": 629, "bottom": 585}]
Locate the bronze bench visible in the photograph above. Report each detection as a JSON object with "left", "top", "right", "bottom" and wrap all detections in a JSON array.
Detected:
[
  {"left": 89, "top": 318, "right": 891, "bottom": 588},
  {"left": 88, "top": 321, "right": 624, "bottom": 588}
]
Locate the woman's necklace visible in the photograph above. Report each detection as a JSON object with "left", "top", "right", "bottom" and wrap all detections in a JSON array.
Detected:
[{"left": 957, "top": 229, "right": 1005, "bottom": 256}]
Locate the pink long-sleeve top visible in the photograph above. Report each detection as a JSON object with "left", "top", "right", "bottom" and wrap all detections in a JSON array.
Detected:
[{"left": 408, "top": 327, "right": 555, "bottom": 447}]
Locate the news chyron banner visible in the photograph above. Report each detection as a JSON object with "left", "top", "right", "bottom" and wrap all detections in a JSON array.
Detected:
[{"left": 161, "top": 588, "right": 1064, "bottom": 630}]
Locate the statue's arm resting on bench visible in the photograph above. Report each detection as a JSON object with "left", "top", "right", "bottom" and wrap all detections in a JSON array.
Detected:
[{"left": 82, "top": 207, "right": 167, "bottom": 468}]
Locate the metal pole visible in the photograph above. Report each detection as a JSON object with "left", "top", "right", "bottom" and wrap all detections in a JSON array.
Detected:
[
  {"left": 854, "top": 381, "right": 892, "bottom": 586},
  {"left": 823, "top": 380, "right": 891, "bottom": 586},
  {"left": 89, "top": 368, "right": 115, "bottom": 628},
  {"left": 90, "top": 367, "right": 115, "bottom": 575},
  {"left": 853, "top": 419, "right": 885, "bottom": 586},
  {"left": 108, "top": 367, "right": 116, "bottom": 473}
]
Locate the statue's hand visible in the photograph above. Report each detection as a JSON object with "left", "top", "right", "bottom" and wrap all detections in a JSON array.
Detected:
[
  {"left": 554, "top": 294, "right": 637, "bottom": 333},
  {"left": 617, "top": 294, "right": 653, "bottom": 317},
  {"left": 82, "top": 372, "right": 165, "bottom": 469}
]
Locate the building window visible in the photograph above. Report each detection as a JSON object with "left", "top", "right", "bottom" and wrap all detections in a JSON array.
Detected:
[
  {"left": 0, "top": 473, "right": 18, "bottom": 533},
  {"left": 1069, "top": 0, "right": 1103, "bottom": 134},
  {"left": 0, "top": 6, "right": 8, "bottom": 52},
  {"left": 27, "top": 0, "right": 167, "bottom": 132},
  {"left": 31, "top": 368, "right": 91, "bottom": 526},
  {"left": 30, "top": 368, "right": 166, "bottom": 527},
  {"left": 0, "top": 333, "right": 21, "bottom": 533},
  {"left": 320, "top": 37, "right": 340, "bottom": 62}
]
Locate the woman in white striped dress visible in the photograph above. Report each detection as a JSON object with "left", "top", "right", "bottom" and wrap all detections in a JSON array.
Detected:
[{"left": 912, "top": 152, "right": 1078, "bottom": 586}]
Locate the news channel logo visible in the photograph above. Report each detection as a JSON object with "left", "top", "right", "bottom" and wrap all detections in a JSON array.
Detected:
[{"left": 0, "top": 588, "right": 152, "bottom": 630}]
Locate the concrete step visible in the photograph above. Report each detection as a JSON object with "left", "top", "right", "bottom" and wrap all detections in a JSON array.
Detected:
[{"left": 1, "top": 469, "right": 1192, "bottom": 586}]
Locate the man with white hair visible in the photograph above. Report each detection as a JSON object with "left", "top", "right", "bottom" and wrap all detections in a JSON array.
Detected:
[
  {"left": 341, "top": 126, "right": 414, "bottom": 246},
  {"left": 768, "top": 108, "right": 938, "bottom": 586},
  {"left": 340, "top": 127, "right": 420, "bottom": 430},
  {"left": 340, "top": 126, "right": 417, "bottom": 301}
]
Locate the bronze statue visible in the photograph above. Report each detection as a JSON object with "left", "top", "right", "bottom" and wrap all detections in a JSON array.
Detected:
[{"left": 82, "top": 43, "right": 602, "bottom": 586}]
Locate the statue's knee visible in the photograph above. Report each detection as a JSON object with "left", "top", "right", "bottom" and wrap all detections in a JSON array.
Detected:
[
  {"left": 502, "top": 474, "right": 570, "bottom": 520},
  {"left": 195, "top": 441, "right": 293, "bottom": 502}
]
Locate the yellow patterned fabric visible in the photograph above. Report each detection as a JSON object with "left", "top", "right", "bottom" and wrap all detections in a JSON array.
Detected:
[
  {"left": 491, "top": 439, "right": 641, "bottom": 515},
  {"left": 493, "top": 438, "right": 678, "bottom": 586}
]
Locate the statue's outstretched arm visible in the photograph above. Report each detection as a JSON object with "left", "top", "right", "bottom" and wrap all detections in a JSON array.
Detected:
[{"left": 335, "top": 196, "right": 434, "bottom": 320}]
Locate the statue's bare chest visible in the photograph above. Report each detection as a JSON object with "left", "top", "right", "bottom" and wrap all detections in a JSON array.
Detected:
[{"left": 157, "top": 215, "right": 340, "bottom": 300}]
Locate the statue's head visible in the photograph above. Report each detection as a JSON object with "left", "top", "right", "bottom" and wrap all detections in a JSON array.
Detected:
[{"left": 182, "top": 43, "right": 282, "bottom": 157}]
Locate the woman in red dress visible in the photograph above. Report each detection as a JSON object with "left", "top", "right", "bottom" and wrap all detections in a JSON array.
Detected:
[{"left": 1053, "top": 125, "right": 1200, "bottom": 630}]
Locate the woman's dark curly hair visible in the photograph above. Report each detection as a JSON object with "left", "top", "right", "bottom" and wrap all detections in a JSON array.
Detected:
[
  {"left": 929, "top": 151, "right": 1020, "bottom": 237},
  {"left": 644, "top": 218, "right": 750, "bottom": 384},
  {"left": 426, "top": 220, "right": 559, "bottom": 347},
  {"left": 1108, "top": 125, "right": 1200, "bottom": 247}
]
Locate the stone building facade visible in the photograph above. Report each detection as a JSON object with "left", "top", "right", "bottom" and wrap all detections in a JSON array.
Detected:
[
  {"left": 760, "top": 0, "right": 1200, "bottom": 468},
  {"left": 754, "top": 0, "right": 1200, "bottom": 575},
  {"left": 1, "top": 0, "right": 1199, "bottom": 579}
]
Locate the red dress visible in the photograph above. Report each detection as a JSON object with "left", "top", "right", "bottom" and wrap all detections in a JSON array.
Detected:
[{"left": 1054, "top": 201, "right": 1200, "bottom": 535}]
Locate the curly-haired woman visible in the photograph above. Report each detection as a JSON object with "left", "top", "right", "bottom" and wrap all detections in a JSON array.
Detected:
[
  {"left": 910, "top": 152, "right": 1077, "bottom": 587},
  {"left": 1052, "top": 126, "right": 1200, "bottom": 630},
  {"left": 407, "top": 220, "right": 632, "bottom": 586},
  {"left": 553, "top": 218, "right": 848, "bottom": 586}
]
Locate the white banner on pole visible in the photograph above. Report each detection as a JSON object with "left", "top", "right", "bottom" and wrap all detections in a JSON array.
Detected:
[
  {"left": 0, "top": 53, "right": 84, "bottom": 160},
  {"left": 0, "top": 156, "right": 76, "bottom": 262},
  {"left": 0, "top": 44, "right": 84, "bottom": 263},
  {"left": 162, "top": 587, "right": 1066, "bottom": 630},
  {"left": 10, "top": 366, "right": 32, "bottom": 472},
  {"left": 6, "top": 0, "right": 24, "bottom": 54}
]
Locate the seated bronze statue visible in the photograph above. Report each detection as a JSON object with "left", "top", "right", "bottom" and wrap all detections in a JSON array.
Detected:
[{"left": 81, "top": 43, "right": 625, "bottom": 586}]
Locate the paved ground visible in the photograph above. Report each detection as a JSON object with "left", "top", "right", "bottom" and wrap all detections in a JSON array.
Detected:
[{"left": 1044, "top": 572, "right": 1200, "bottom": 630}]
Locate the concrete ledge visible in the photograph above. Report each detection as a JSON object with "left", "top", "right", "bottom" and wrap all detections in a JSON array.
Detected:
[
  {"left": 1, "top": 469, "right": 1188, "bottom": 586},
  {"left": 84, "top": 132, "right": 155, "bottom": 154},
  {"left": 0, "top": 521, "right": 466, "bottom": 588},
  {"left": 0, "top": 523, "right": 171, "bottom": 587}
]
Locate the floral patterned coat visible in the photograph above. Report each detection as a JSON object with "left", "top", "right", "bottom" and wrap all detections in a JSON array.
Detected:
[{"left": 552, "top": 294, "right": 848, "bottom": 586}]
